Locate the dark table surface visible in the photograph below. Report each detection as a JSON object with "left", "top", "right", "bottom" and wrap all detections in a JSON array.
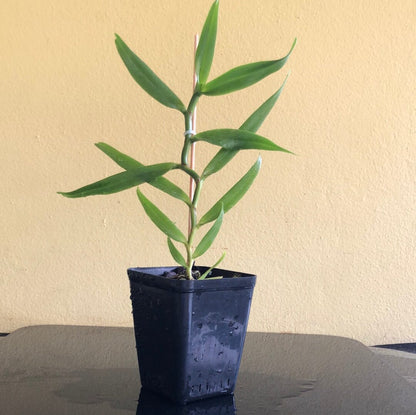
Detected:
[{"left": 1, "top": 326, "right": 416, "bottom": 414}]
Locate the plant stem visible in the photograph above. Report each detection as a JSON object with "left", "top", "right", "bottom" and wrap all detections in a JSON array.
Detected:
[
  {"left": 176, "top": 164, "right": 199, "bottom": 183},
  {"left": 184, "top": 178, "right": 204, "bottom": 279},
  {"left": 180, "top": 92, "right": 202, "bottom": 279},
  {"left": 181, "top": 93, "right": 200, "bottom": 166},
  {"left": 187, "top": 92, "right": 201, "bottom": 115}
]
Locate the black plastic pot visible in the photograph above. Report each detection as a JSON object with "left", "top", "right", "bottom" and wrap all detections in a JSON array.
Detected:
[{"left": 128, "top": 266, "right": 256, "bottom": 405}]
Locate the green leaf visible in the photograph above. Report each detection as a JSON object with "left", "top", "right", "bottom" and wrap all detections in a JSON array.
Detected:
[
  {"left": 58, "top": 163, "right": 177, "bottom": 198},
  {"left": 193, "top": 129, "right": 293, "bottom": 152},
  {"left": 95, "top": 142, "right": 191, "bottom": 205},
  {"left": 198, "top": 157, "right": 261, "bottom": 226},
  {"left": 239, "top": 75, "right": 288, "bottom": 132},
  {"left": 193, "top": 206, "right": 224, "bottom": 258},
  {"left": 137, "top": 188, "right": 187, "bottom": 243},
  {"left": 202, "top": 148, "right": 238, "bottom": 179},
  {"left": 167, "top": 238, "right": 187, "bottom": 267},
  {"left": 115, "top": 34, "right": 186, "bottom": 113},
  {"left": 201, "top": 79, "right": 289, "bottom": 179},
  {"left": 201, "top": 39, "right": 296, "bottom": 96},
  {"left": 199, "top": 252, "right": 226, "bottom": 280},
  {"left": 95, "top": 142, "right": 141, "bottom": 170},
  {"left": 195, "top": 0, "right": 219, "bottom": 87}
]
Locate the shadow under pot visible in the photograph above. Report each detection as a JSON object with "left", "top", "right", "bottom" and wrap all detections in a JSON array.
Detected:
[{"left": 136, "top": 387, "right": 236, "bottom": 414}]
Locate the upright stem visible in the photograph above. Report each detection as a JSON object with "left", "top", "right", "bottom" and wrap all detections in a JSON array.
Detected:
[
  {"left": 181, "top": 35, "right": 203, "bottom": 280},
  {"left": 181, "top": 113, "right": 193, "bottom": 166},
  {"left": 188, "top": 34, "right": 199, "bottom": 237},
  {"left": 184, "top": 178, "right": 204, "bottom": 279}
]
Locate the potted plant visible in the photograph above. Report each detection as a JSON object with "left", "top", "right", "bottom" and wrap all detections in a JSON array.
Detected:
[{"left": 59, "top": 0, "right": 295, "bottom": 405}]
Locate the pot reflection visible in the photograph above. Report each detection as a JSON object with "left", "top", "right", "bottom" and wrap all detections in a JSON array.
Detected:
[{"left": 136, "top": 388, "right": 236, "bottom": 414}]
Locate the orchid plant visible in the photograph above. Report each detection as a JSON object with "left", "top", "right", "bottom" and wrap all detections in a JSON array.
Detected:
[{"left": 59, "top": 0, "right": 296, "bottom": 280}]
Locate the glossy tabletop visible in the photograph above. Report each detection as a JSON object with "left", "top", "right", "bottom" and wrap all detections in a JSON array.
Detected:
[{"left": 1, "top": 326, "right": 416, "bottom": 414}]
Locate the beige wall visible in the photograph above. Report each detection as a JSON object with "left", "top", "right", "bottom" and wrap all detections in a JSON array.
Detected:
[{"left": 1, "top": 0, "right": 415, "bottom": 345}]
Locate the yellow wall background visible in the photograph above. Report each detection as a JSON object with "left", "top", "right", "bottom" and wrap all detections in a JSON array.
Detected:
[{"left": 1, "top": 0, "right": 415, "bottom": 345}]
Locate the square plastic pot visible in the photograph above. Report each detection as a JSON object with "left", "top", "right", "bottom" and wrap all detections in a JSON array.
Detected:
[{"left": 128, "top": 266, "right": 256, "bottom": 405}]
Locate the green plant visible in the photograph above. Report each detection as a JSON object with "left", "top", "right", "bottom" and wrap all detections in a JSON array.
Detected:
[{"left": 59, "top": 0, "right": 295, "bottom": 280}]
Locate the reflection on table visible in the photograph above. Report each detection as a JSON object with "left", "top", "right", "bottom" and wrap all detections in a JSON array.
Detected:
[{"left": 1, "top": 326, "right": 416, "bottom": 414}]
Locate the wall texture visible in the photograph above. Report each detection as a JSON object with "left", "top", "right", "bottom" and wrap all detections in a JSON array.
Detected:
[{"left": 1, "top": 0, "right": 415, "bottom": 345}]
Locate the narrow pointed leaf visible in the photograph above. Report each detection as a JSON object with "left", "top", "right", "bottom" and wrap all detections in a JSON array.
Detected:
[
  {"left": 95, "top": 142, "right": 191, "bottom": 205},
  {"left": 202, "top": 148, "right": 238, "bottom": 178},
  {"left": 58, "top": 163, "right": 177, "bottom": 198},
  {"left": 193, "top": 129, "right": 293, "bottom": 152},
  {"left": 199, "top": 252, "right": 226, "bottom": 280},
  {"left": 137, "top": 188, "right": 187, "bottom": 243},
  {"left": 201, "top": 79, "right": 288, "bottom": 179},
  {"left": 193, "top": 206, "right": 224, "bottom": 258},
  {"left": 95, "top": 142, "right": 140, "bottom": 170},
  {"left": 198, "top": 157, "right": 261, "bottom": 226},
  {"left": 201, "top": 39, "right": 296, "bottom": 96},
  {"left": 167, "top": 238, "right": 187, "bottom": 267},
  {"left": 115, "top": 34, "right": 186, "bottom": 113},
  {"left": 240, "top": 75, "right": 288, "bottom": 132},
  {"left": 195, "top": 0, "right": 219, "bottom": 87}
]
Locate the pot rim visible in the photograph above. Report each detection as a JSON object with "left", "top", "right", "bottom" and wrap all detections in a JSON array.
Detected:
[{"left": 128, "top": 266, "right": 256, "bottom": 293}]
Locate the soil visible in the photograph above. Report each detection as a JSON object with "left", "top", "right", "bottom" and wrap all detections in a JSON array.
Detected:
[
  {"left": 162, "top": 267, "right": 201, "bottom": 280},
  {"left": 162, "top": 266, "right": 236, "bottom": 280}
]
